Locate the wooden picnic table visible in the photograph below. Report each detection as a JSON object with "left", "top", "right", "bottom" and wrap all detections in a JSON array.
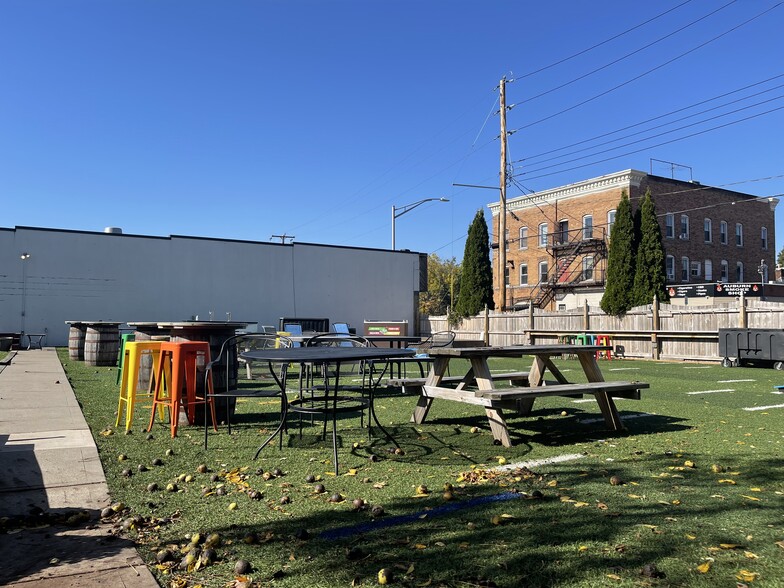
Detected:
[{"left": 411, "top": 344, "right": 649, "bottom": 447}]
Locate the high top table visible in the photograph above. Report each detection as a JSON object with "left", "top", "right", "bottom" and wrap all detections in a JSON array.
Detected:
[{"left": 240, "top": 346, "right": 415, "bottom": 474}]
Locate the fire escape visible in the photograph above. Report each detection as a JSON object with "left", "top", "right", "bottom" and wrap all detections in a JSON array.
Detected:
[{"left": 528, "top": 227, "right": 608, "bottom": 309}]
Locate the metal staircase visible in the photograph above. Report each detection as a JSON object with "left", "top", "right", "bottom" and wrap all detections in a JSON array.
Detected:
[{"left": 529, "top": 229, "right": 608, "bottom": 309}]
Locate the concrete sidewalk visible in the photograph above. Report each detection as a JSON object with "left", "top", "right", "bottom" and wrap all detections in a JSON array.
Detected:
[{"left": 0, "top": 349, "right": 160, "bottom": 587}]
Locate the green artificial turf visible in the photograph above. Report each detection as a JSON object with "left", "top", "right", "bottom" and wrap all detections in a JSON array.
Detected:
[{"left": 59, "top": 349, "right": 784, "bottom": 588}]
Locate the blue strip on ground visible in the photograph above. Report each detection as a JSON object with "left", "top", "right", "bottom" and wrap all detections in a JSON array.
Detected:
[{"left": 319, "top": 491, "right": 524, "bottom": 541}]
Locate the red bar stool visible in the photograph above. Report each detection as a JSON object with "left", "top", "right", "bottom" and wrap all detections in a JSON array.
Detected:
[
  {"left": 116, "top": 341, "right": 163, "bottom": 432},
  {"left": 148, "top": 341, "right": 218, "bottom": 438},
  {"left": 595, "top": 334, "right": 613, "bottom": 360}
]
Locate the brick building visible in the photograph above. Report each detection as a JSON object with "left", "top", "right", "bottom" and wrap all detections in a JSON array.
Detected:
[{"left": 488, "top": 169, "right": 778, "bottom": 310}]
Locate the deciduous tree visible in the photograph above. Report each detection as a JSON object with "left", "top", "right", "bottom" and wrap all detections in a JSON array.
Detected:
[{"left": 419, "top": 253, "right": 461, "bottom": 316}]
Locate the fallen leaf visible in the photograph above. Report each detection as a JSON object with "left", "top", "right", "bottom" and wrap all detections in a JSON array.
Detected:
[
  {"left": 720, "top": 543, "right": 741, "bottom": 550},
  {"left": 741, "top": 495, "right": 761, "bottom": 502},
  {"left": 736, "top": 570, "right": 759, "bottom": 582},
  {"left": 574, "top": 502, "right": 589, "bottom": 508},
  {"left": 627, "top": 494, "right": 644, "bottom": 499},
  {"left": 696, "top": 562, "right": 711, "bottom": 573},
  {"left": 606, "top": 573, "right": 622, "bottom": 581},
  {"left": 744, "top": 551, "right": 759, "bottom": 559},
  {"left": 414, "top": 544, "right": 427, "bottom": 550},
  {"left": 718, "top": 479, "right": 737, "bottom": 485},
  {"left": 578, "top": 545, "right": 588, "bottom": 552}
]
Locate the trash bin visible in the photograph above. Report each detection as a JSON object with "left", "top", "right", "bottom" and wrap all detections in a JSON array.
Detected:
[{"left": 718, "top": 328, "right": 784, "bottom": 369}]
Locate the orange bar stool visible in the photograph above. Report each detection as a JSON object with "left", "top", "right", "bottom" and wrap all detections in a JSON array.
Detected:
[
  {"left": 149, "top": 341, "right": 217, "bottom": 438},
  {"left": 116, "top": 341, "right": 163, "bottom": 432},
  {"left": 595, "top": 334, "right": 613, "bottom": 360}
]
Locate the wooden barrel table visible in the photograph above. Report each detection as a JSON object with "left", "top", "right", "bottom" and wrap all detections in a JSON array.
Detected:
[
  {"left": 67, "top": 322, "right": 87, "bottom": 360},
  {"left": 84, "top": 323, "right": 121, "bottom": 366}
]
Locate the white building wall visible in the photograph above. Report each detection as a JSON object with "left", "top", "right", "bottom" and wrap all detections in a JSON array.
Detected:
[{"left": 0, "top": 227, "right": 423, "bottom": 345}]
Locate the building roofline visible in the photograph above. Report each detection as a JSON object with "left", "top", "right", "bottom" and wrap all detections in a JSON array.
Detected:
[
  {"left": 488, "top": 169, "right": 647, "bottom": 215},
  {"left": 5, "top": 225, "right": 423, "bottom": 255}
]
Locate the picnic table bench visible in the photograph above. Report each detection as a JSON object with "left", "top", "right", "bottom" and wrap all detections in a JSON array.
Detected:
[
  {"left": 411, "top": 345, "right": 649, "bottom": 447},
  {"left": 387, "top": 370, "right": 530, "bottom": 395}
]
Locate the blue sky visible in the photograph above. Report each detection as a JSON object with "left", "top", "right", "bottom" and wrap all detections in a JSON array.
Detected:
[{"left": 2, "top": 0, "right": 782, "bottom": 261}]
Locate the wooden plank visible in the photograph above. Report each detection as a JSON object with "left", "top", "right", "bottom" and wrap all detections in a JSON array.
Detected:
[
  {"left": 421, "top": 385, "right": 494, "bottom": 407},
  {"left": 477, "top": 381, "right": 648, "bottom": 401}
]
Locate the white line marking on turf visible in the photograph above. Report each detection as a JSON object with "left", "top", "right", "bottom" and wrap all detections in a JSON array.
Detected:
[
  {"left": 743, "top": 404, "right": 784, "bottom": 411},
  {"left": 773, "top": 390, "right": 784, "bottom": 395},
  {"left": 718, "top": 379, "right": 756, "bottom": 383},
  {"left": 495, "top": 453, "right": 583, "bottom": 471},
  {"left": 608, "top": 367, "right": 640, "bottom": 371},
  {"left": 580, "top": 413, "right": 653, "bottom": 425},
  {"left": 686, "top": 389, "right": 735, "bottom": 395},
  {"left": 684, "top": 366, "right": 712, "bottom": 369}
]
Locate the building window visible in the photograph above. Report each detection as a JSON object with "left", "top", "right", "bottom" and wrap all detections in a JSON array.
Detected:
[
  {"left": 761, "top": 226, "right": 768, "bottom": 250},
  {"left": 720, "top": 260, "right": 728, "bottom": 281},
  {"left": 582, "top": 215, "right": 593, "bottom": 240},
  {"left": 720, "top": 221, "right": 728, "bottom": 245},
  {"left": 538, "top": 261, "right": 548, "bottom": 283},
  {"left": 736, "top": 261, "right": 744, "bottom": 281},
  {"left": 680, "top": 215, "right": 689, "bottom": 240},
  {"left": 681, "top": 257, "right": 690, "bottom": 282},
  {"left": 704, "top": 259, "right": 713, "bottom": 281},
  {"left": 691, "top": 261, "right": 701, "bottom": 278},
  {"left": 519, "top": 226, "right": 528, "bottom": 250},
  {"left": 665, "top": 213, "right": 675, "bottom": 239},
  {"left": 538, "top": 223, "right": 548, "bottom": 247},
  {"left": 666, "top": 255, "right": 675, "bottom": 280},
  {"left": 704, "top": 218, "right": 712, "bottom": 243},
  {"left": 736, "top": 223, "right": 743, "bottom": 247},
  {"left": 519, "top": 264, "right": 528, "bottom": 286},
  {"left": 607, "top": 210, "right": 616, "bottom": 234},
  {"left": 582, "top": 256, "right": 594, "bottom": 281},
  {"left": 504, "top": 264, "right": 510, "bottom": 286},
  {"left": 504, "top": 229, "right": 509, "bottom": 250}
]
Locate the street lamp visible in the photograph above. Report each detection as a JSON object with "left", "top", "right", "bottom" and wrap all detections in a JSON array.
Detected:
[
  {"left": 20, "top": 253, "right": 31, "bottom": 335},
  {"left": 758, "top": 259, "right": 768, "bottom": 300},
  {"left": 391, "top": 197, "right": 449, "bottom": 250}
]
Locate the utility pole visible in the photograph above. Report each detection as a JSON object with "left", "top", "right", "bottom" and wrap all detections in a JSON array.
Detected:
[
  {"left": 499, "top": 77, "right": 508, "bottom": 311},
  {"left": 270, "top": 234, "right": 295, "bottom": 244}
]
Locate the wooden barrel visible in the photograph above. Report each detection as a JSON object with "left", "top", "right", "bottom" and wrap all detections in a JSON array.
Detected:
[
  {"left": 68, "top": 324, "right": 87, "bottom": 360},
  {"left": 84, "top": 325, "right": 120, "bottom": 366}
]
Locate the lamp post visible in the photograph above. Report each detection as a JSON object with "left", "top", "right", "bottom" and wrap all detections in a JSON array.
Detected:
[
  {"left": 391, "top": 197, "right": 449, "bottom": 250},
  {"left": 758, "top": 259, "right": 767, "bottom": 300},
  {"left": 20, "top": 253, "right": 31, "bottom": 335}
]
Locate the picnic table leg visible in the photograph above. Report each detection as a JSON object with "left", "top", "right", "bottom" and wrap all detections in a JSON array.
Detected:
[
  {"left": 410, "top": 356, "right": 449, "bottom": 424},
  {"left": 577, "top": 351, "right": 623, "bottom": 431},
  {"left": 471, "top": 357, "right": 512, "bottom": 447}
]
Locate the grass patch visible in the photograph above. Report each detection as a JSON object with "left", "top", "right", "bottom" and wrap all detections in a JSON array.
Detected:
[{"left": 60, "top": 349, "right": 784, "bottom": 587}]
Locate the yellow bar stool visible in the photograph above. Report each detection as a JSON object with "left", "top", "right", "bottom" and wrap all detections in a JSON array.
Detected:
[{"left": 116, "top": 341, "right": 164, "bottom": 432}]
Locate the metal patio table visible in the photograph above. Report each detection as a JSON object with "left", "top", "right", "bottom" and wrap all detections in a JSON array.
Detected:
[{"left": 240, "top": 346, "right": 415, "bottom": 474}]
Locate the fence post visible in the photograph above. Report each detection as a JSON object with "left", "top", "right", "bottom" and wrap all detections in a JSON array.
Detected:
[
  {"left": 484, "top": 304, "right": 490, "bottom": 346},
  {"left": 739, "top": 293, "right": 747, "bottom": 328},
  {"left": 651, "top": 294, "right": 660, "bottom": 360},
  {"left": 528, "top": 302, "right": 535, "bottom": 345},
  {"left": 583, "top": 300, "right": 589, "bottom": 332}
]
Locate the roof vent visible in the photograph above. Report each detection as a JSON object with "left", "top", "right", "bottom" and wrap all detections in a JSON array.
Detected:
[{"left": 104, "top": 227, "right": 123, "bottom": 234}]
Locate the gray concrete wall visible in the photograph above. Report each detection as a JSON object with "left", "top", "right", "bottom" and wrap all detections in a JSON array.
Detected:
[{"left": 0, "top": 227, "right": 423, "bottom": 345}]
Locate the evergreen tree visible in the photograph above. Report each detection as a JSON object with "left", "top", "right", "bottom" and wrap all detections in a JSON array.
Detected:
[
  {"left": 454, "top": 210, "right": 494, "bottom": 317},
  {"left": 632, "top": 190, "right": 669, "bottom": 306},
  {"left": 600, "top": 190, "right": 636, "bottom": 316}
]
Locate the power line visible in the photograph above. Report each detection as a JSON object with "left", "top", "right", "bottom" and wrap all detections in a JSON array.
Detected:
[
  {"left": 515, "top": 0, "right": 696, "bottom": 80},
  {"left": 510, "top": 2, "right": 783, "bottom": 133},
  {"left": 513, "top": 103, "right": 784, "bottom": 182},
  {"left": 518, "top": 0, "right": 738, "bottom": 106},
  {"left": 513, "top": 73, "right": 784, "bottom": 165},
  {"left": 517, "top": 93, "right": 784, "bottom": 177}
]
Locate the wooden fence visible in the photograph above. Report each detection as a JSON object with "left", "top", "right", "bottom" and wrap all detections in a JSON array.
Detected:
[{"left": 421, "top": 297, "right": 784, "bottom": 362}]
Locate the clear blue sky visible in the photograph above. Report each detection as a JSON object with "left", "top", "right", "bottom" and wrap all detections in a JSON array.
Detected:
[{"left": 2, "top": 0, "right": 782, "bottom": 261}]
